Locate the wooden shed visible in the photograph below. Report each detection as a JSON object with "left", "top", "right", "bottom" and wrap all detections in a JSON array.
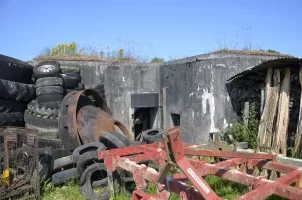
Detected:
[{"left": 226, "top": 57, "right": 302, "bottom": 157}]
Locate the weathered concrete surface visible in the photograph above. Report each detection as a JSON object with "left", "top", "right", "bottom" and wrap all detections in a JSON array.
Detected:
[
  {"left": 104, "top": 63, "right": 161, "bottom": 131},
  {"left": 160, "top": 53, "right": 280, "bottom": 143},
  {"left": 30, "top": 53, "right": 281, "bottom": 144},
  {"left": 30, "top": 60, "right": 161, "bottom": 132}
]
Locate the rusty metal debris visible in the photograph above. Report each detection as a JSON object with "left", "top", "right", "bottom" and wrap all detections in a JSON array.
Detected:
[
  {"left": 77, "top": 105, "right": 131, "bottom": 143},
  {"left": 58, "top": 89, "right": 112, "bottom": 152}
]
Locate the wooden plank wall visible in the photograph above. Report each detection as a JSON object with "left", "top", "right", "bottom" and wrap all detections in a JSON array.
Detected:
[{"left": 258, "top": 68, "right": 291, "bottom": 155}]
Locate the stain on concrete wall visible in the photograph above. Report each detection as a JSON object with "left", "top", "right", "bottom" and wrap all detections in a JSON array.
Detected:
[{"left": 161, "top": 53, "right": 279, "bottom": 143}]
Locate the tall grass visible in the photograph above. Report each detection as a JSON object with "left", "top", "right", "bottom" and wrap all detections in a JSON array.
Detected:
[
  {"left": 38, "top": 42, "right": 137, "bottom": 62},
  {"left": 37, "top": 41, "right": 166, "bottom": 63}
]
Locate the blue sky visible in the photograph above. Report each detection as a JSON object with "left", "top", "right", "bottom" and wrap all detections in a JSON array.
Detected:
[{"left": 0, "top": 0, "right": 301, "bottom": 61}]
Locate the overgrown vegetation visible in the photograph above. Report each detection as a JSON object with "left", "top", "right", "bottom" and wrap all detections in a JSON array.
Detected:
[
  {"left": 215, "top": 47, "right": 282, "bottom": 55},
  {"left": 38, "top": 42, "right": 136, "bottom": 62},
  {"left": 222, "top": 103, "right": 260, "bottom": 149},
  {"left": 37, "top": 42, "right": 165, "bottom": 63},
  {"left": 41, "top": 175, "right": 285, "bottom": 200},
  {"left": 150, "top": 57, "right": 165, "bottom": 63}
]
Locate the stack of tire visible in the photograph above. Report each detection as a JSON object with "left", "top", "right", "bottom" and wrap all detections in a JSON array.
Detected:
[
  {"left": 51, "top": 132, "right": 131, "bottom": 199},
  {"left": 24, "top": 61, "right": 67, "bottom": 181},
  {"left": 60, "top": 66, "right": 84, "bottom": 94},
  {"left": 0, "top": 54, "right": 35, "bottom": 127},
  {"left": 24, "top": 61, "right": 63, "bottom": 141}
]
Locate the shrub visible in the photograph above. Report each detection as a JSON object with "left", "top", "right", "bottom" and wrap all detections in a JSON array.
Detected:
[
  {"left": 150, "top": 57, "right": 165, "bottom": 63},
  {"left": 222, "top": 103, "right": 259, "bottom": 149}
]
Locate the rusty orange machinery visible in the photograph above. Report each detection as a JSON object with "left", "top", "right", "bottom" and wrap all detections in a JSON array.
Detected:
[{"left": 96, "top": 127, "right": 302, "bottom": 200}]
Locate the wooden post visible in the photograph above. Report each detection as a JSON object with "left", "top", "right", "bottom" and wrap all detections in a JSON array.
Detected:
[
  {"left": 258, "top": 67, "right": 273, "bottom": 151},
  {"left": 243, "top": 102, "right": 249, "bottom": 125},
  {"left": 272, "top": 68, "right": 291, "bottom": 155},
  {"left": 260, "top": 89, "right": 265, "bottom": 114},
  {"left": 163, "top": 87, "right": 167, "bottom": 129},
  {"left": 129, "top": 107, "right": 134, "bottom": 141},
  {"left": 265, "top": 69, "right": 281, "bottom": 152},
  {"left": 294, "top": 64, "right": 302, "bottom": 157}
]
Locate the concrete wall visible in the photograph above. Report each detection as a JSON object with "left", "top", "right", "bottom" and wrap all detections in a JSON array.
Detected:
[
  {"left": 30, "top": 60, "right": 162, "bottom": 134},
  {"left": 30, "top": 53, "right": 280, "bottom": 144},
  {"left": 160, "top": 53, "right": 279, "bottom": 143}
]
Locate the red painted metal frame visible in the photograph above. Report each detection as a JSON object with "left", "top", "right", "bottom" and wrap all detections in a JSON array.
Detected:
[{"left": 98, "top": 127, "right": 302, "bottom": 200}]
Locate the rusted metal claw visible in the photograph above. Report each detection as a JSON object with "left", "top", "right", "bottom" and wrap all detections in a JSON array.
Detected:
[
  {"left": 58, "top": 89, "right": 111, "bottom": 152},
  {"left": 95, "top": 127, "right": 302, "bottom": 200},
  {"left": 77, "top": 105, "right": 132, "bottom": 143}
]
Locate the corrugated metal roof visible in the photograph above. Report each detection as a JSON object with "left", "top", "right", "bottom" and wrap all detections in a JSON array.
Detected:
[{"left": 227, "top": 57, "right": 302, "bottom": 82}]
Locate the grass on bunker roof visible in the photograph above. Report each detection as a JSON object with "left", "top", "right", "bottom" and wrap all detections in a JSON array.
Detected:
[{"left": 40, "top": 175, "right": 287, "bottom": 200}]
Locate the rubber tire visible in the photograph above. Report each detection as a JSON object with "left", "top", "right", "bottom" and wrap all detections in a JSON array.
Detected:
[
  {"left": 33, "top": 61, "right": 60, "bottom": 79},
  {"left": 110, "top": 132, "right": 131, "bottom": 147},
  {"left": 37, "top": 95, "right": 63, "bottom": 103},
  {"left": 60, "top": 66, "right": 80, "bottom": 74},
  {"left": 76, "top": 151, "right": 101, "bottom": 176},
  {"left": 142, "top": 129, "right": 163, "bottom": 143},
  {"left": 79, "top": 163, "right": 110, "bottom": 199},
  {"left": 53, "top": 155, "right": 75, "bottom": 172},
  {"left": 36, "top": 86, "right": 64, "bottom": 96},
  {"left": 0, "top": 54, "right": 33, "bottom": 83},
  {"left": 52, "top": 168, "right": 79, "bottom": 186},
  {"left": 39, "top": 153, "right": 53, "bottom": 182},
  {"left": 40, "top": 147, "right": 70, "bottom": 161},
  {"left": 0, "top": 98, "right": 26, "bottom": 113},
  {"left": 27, "top": 100, "right": 58, "bottom": 119},
  {"left": 37, "top": 138, "right": 62, "bottom": 149},
  {"left": 72, "top": 142, "right": 106, "bottom": 162},
  {"left": 35, "top": 77, "right": 63, "bottom": 87},
  {"left": 26, "top": 123, "right": 60, "bottom": 139},
  {"left": 39, "top": 147, "right": 70, "bottom": 182},
  {"left": 100, "top": 132, "right": 126, "bottom": 149},
  {"left": 24, "top": 110, "right": 58, "bottom": 128},
  {"left": 0, "top": 112, "right": 24, "bottom": 126},
  {"left": 61, "top": 73, "right": 81, "bottom": 88},
  {"left": 0, "top": 78, "right": 35, "bottom": 102},
  {"left": 39, "top": 101, "right": 61, "bottom": 109},
  {"left": 88, "top": 91, "right": 105, "bottom": 101},
  {"left": 94, "top": 88, "right": 105, "bottom": 94},
  {"left": 39, "top": 147, "right": 71, "bottom": 180}
]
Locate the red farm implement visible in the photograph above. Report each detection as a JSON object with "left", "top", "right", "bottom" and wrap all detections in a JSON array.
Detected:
[{"left": 97, "top": 127, "right": 302, "bottom": 200}]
